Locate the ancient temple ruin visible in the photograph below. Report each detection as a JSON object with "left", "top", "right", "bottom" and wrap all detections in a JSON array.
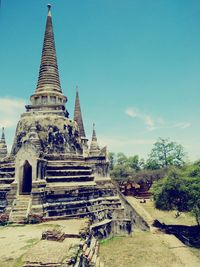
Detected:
[{"left": 0, "top": 5, "right": 145, "bottom": 237}]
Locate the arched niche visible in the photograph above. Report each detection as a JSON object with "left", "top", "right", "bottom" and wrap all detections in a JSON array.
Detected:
[
  {"left": 20, "top": 160, "right": 32, "bottom": 195},
  {"left": 14, "top": 144, "right": 39, "bottom": 195}
]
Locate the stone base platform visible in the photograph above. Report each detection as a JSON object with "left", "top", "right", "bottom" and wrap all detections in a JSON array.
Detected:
[
  {"left": 23, "top": 238, "right": 80, "bottom": 267},
  {"left": 20, "top": 219, "right": 105, "bottom": 267}
]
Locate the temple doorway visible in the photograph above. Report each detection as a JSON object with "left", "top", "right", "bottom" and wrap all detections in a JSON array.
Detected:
[{"left": 20, "top": 160, "right": 32, "bottom": 195}]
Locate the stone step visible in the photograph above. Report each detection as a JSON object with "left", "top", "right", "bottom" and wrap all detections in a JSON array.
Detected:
[
  {"left": 14, "top": 202, "right": 29, "bottom": 206},
  {"left": 12, "top": 206, "right": 29, "bottom": 212},
  {"left": 46, "top": 175, "right": 94, "bottom": 183},
  {"left": 0, "top": 162, "right": 15, "bottom": 166},
  {"left": 16, "top": 197, "right": 30, "bottom": 203},
  {"left": 12, "top": 209, "right": 27, "bottom": 214},
  {"left": 47, "top": 169, "right": 92, "bottom": 175},
  {"left": 47, "top": 181, "right": 96, "bottom": 188},
  {"left": 15, "top": 199, "right": 30, "bottom": 203},
  {"left": 16, "top": 195, "right": 30, "bottom": 199},
  {"left": 14, "top": 202, "right": 30, "bottom": 207},
  {"left": 0, "top": 169, "right": 15, "bottom": 172},
  {"left": 0, "top": 171, "right": 15, "bottom": 175},
  {"left": 47, "top": 160, "right": 88, "bottom": 164},
  {"left": 10, "top": 196, "right": 31, "bottom": 223},
  {"left": 10, "top": 214, "right": 26, "bottom": 219},
  {"left": 47, "top": 164, "right": 91, "bottom": 170},
  {"left": 46, "top": 206, "right": 123, "bottom": 219},
  {"left": 0, "top": 178, "right": 14, "bottom": 183},
  {"left": 11, "top": 211, "right": 27, "bottom": 216},
  {"left": 14, "top": 205, "right": 29, "bottom": 209},
  {"left": 9, "top": 215, "right": 27, "bottom": 223},
  {"left": 45, "top": 200, "right": 121, "bottom": 210}
]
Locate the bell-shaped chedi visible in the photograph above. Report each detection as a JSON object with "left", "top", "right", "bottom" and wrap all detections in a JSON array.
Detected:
[{"left": 11, "top": 5, "right": 82, "bottom": 156}]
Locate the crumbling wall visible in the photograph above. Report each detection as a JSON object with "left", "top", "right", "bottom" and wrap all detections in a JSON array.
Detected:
[{"left": 118, "top": 191, "right": 149, "bottom": 231}]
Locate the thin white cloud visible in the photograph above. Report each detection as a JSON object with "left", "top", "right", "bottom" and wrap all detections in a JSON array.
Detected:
[
  {"left": 125, "top": 107, "right": 191, "bottom": 131},
  {"left": 125, "top": 107, "right": 155, "bottom": 130},
  {"left": 0, "top": 98, "right": 25, "bottom": 128}
]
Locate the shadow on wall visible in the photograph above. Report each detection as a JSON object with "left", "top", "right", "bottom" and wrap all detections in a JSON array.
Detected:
[{"left": 153, "top": 220, "right": 200, "bottom": 248}]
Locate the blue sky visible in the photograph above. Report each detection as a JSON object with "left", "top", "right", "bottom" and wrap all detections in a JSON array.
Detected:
[{"left": 0, "top": 0, "right": 200, "bottom": 160}]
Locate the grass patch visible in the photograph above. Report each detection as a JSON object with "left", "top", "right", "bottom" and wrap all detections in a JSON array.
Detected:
[
  {"left": 142, "top": 199, "right": 196, "bottom": 225},
  {"left": 13, "top": 254, "right": 24, "bottom": 267},
  {"left": 20, "top": 238, "right": 39, "bottom": 250},
  {"left": 100, "top": 232, "right": 183, "bottom": 267},
  {"left": 100, "top": 235, "right": 124, "bottom": 245},
  {"left": 0, "top": 255, "right": 22, "bottom": 267},
  {"left": 26, "top": 238, "right": 39, "bottom": 244}
]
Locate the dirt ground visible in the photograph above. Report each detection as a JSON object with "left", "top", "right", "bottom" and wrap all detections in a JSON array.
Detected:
[{"left": 0, "top": 219, "right": 86, "bottom": 267}]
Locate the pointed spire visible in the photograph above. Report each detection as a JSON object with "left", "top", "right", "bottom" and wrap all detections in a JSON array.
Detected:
[
  {"left": 36, "top": 4, "right": 61, "bottom": 94},
  {"left": 29, "top": 5, "right": 67, "bottom": 112},
  {"left": 89, "top": 123, "right": 100, "bottom": 156},
  {"left": 47, "top": 4, "right": 51, "bottom": 16},
  {"left": 0, "top": 127, "right": 8, "bottom": 159},
  {"left": 92, "top": 123, "right": 97, "bottom": 141},
  {"left": 1, "top": 127, "right": 5, "bottom": 140},
  {"left": 74, "top": 86, "right": 86, "bottom": 137}
]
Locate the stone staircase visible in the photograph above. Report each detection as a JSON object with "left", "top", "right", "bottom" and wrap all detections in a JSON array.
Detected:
[
  {"left": 46, "top": 161, "right": 94, "bottom": 183},
  {"left": 9, "top": 195, "right": 31, "bottom": 223},
  {"left": 42, "top": 160, "right": 124, "bottom": 220}
]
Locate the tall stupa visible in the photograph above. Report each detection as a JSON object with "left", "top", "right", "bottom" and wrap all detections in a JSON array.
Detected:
[{"left": 0, "top": 5, "right": 141, "bottom": 237}]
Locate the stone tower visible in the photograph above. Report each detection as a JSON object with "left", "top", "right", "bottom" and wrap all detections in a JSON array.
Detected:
[
  {"left": 89, "top": 123, "right": 100, "bottom": 156},
  {"left": 74, "top": 86, "right": 86, "bottom": 138},
  {"left": 0, "top": 128, "right": 8, "bottom": 159},
  {"left": 28, "top": 4, "right": 67, "bottom": 115},
  {"left": 74, "top": 86, "right": 88, "bottom": 155},
  {"left": 0, "top": 5, "right": 141, "bottom": 237}
]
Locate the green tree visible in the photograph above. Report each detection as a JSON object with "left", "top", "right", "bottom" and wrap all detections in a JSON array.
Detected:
[
  {"left": 110, "top": 164, "right": 130, "bottom": 180},
  {"left": 110, "top": 152, "right": 143, "bottom": 180},
  {"left": 108, "top": 152, "right": 116, "bottom": 170},
  {"left": 151, "top": 165, "right": 200, "bottom": 225},
  {"left": 127, "top": 155, "right": 144, "bottom": 171},
  {"left": 116, "top": 152, "right": 128, "bottom": 166},
  {"left": 152, "top": 168, "right": 189, "bottom": 212},
  {"left": 146, "top": 138, "right": 186, "bottom": 169}
]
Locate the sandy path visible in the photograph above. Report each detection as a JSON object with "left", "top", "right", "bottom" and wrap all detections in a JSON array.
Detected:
[{"left": 0, "top": 224, "right": 45, "bottom": 264}]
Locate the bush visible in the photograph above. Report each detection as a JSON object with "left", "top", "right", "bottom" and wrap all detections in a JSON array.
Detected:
[
  {"left": 28, "top": 213, "right": 43, "bottom": 224},
  {"left": 0, "top": 213, "right": 9, "bottom": 226}
]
